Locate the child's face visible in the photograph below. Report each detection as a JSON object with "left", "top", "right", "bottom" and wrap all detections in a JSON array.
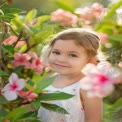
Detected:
[{"left": 48, "top": 39, "right": 89, "bottom": 75}]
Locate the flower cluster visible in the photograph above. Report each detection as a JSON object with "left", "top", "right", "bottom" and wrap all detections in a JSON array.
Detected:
[
  {"left": 51, "top": 9, "right": 78, "bottom": 26},
  {"left": 0, "top": 0, "right": 122, "bottom": 121},
  {"left": 81, "top": 63, "right": 122, "bottom": 97},
  {"left": 51, "top": 2, "right": 107, "bottom": 27},
  {"left": 11, "top": 52, "right": 43, "bottom": 74},
  {"left": 2, "top": 73, "right": 38, "bottom": 102},
  {"left": 0, "top": 2, "right": 75, "bottom": 121}
]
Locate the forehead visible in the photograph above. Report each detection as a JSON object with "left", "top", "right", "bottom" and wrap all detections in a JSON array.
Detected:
[{"left": 52, "top": 39, "right": 86, "bottom": 52}]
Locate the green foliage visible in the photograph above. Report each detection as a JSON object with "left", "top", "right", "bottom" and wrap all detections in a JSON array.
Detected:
[
  {"left": 41, "top": 102, "right": 69, "bottom": 114},
  {"left": 56, "top": 0, "right": 75, "bottom": 13},
  {"left": 0, "top": 1, "right": 73, "bottom": 121},
  {"left": 35, "top": 76, "right": 55, "bottom": 93},
  {"left": 0, "top": 0, "right": 122, "bottom": 122},
  {"left": 39, "top": 92, "right": 74, "bottom": 101},
  {"left": 102, "top": 98, "right": 122, "bottom": 122}
]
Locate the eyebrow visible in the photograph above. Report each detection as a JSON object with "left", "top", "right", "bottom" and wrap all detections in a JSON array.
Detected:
[{"left": 52, "top": 49, "right": 80, "bottom": 54}]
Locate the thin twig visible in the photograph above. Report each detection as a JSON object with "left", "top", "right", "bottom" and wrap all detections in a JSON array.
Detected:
[{"left": 9, "top": 25, "right": 19, "bottom": 36}]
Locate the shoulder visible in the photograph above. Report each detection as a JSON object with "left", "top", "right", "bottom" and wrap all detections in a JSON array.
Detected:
[
  {"left": 80, "top": 89, "right": 103, "bottom": 121},
  {"left": 80, "top": 88, "right": 102, "bottom": 103}
]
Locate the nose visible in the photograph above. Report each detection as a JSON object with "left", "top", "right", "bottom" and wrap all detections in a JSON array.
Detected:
[{"left": 57, "top": 55, "right": 67, "bottom": 62}]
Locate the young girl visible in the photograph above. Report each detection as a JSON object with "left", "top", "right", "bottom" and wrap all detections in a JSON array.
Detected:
[{"left": 38, "top": 28, "right": 103, "bottom": 122}]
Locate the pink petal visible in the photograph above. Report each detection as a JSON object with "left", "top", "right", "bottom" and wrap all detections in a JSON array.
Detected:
[
  {"left": 29, "top": 52, "right": 38, "bottom": 58},
  {"left": 16, "top": 79, "right": 25, "bottom": 90},
  {"left": 9, "top": 73, "right": 18, "bottom": 84},
  {"left": 101, "top": 83, "right": 114, "bottom": 96},
  {"left": 4, "top": 90, "right": 17, "bottom": 101},
  {"left": 2, "top": 84, "right": 10, "bottom": 91},
  {"left": 14, "top": 53, "right": 21, "bottom": 60},
  {"left": 80, "top": 77, "right": 93, "bottom": 90},
  {"left": 83, "top": 63, "right": 99, "bottom": 75}
]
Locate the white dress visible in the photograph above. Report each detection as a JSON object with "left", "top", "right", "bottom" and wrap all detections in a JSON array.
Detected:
[{"left": 37, "top": 81, "right": 84, "bottom": 122}]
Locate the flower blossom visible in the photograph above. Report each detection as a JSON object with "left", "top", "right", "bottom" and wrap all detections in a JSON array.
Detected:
[
  {"left": 75, "top": 2, "right": 106, "bottom": 25},
  {"left": 91, "top": 2, "right": 104, "bottom": 18},
  {"left": 97, "top": 32, "right": 108, "bottom": 44},
  {"left": 118, "top": 61, "right": 122, "bottom": 68},
  {"left": 11, "top": 53, "right": 31, "bottom": 68},
  {"left": 3, "top": 36, "right": 18, "bottom": 45},
  {"left": 51, "top": 9, "right": 78, "bottom": 26},
  {"left": 18, "top": 89, "right": 38, "bottom": 103},
  {"left": 3, "top": 36, "right": 25, "bottom": 48},
  {"left": 31, "top": 57, "right": 43, "bottom": 74},
  {"left": 2, "top": 73, "right": 25, "bottom": 101},
  {"left": 80, "top": 63, "right": 117, "bottom": 97},
  {"left": 77, "top": 7, "right": 93, "bottom": 23}
]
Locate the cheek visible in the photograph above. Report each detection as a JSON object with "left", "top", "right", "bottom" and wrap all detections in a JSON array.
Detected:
[
  {"left": 48, "top": 54, "right": 54, "bottom": 64},
  {"left": 75, "top": 57, "right": 88, "bottom": 67}
]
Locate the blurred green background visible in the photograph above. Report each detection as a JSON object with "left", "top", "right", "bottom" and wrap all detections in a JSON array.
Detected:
[{"left": 11, "top": 0, "right": 110, "bottom": 14}]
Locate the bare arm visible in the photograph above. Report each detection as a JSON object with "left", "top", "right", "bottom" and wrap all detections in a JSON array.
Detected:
[{"left": 80, "top": 89, "right": 103, "bottom": 122}]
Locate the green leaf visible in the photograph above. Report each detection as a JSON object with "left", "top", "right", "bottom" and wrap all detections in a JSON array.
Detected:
[
  {"left": 3, "top": 8, "right": 25, "bottom": 15},
  {"left": 41, "top": 102, "right": 69, "bottom": 114},
  {"left": 56, "top": 0, "right": 74, "bottom": 13},
  {"left": 0, "top": 71, "right": 9, "bottom": 77},
  {"left": 35, "top": 77, "right": 55, "bottom": 93},
  {"left": 0, "top": 96, "right": 9, "bottom": 104},
  {"left": 39, "top": 92, "right": 74, "bottom": 101},
  {"left": 109, "top": 98, "right": 122, "bottom": 112},
  {"left": 37, "top": 15, "right": 51, "bottom": 25},
  {"left": 26, "top": 79, "right": 34, "bottom": 87},
  {"left": 24, "top": 9, "right": 37, "bottom": 22},
  {"left": 95, "top": 0, "right": 122, "bottom": 30},
  {"left": 13, "top": 66, "right": 24, "bottom": 73},
  {"left": 5, "top": 105, "right": 30, "bottom": 121},
  {"left": 0, "top": 108, "right": 8, "bottom": 120},
  {"left": 104, "top": 0, "right": 122, "bottom": 19},
  {"left": 20, "top": 111, "right": 38, "bottom": 118},
  {"left": 11, "top": 14, "right": 33, "bottom": 34},
  {"left": 31, "top": 100, "right": 41, "bottom": 110},
  {"left": 31, "top": 30, "right": 53, "bottom": 44},
  {"left": 0, "top": 14, "right": 15, "bottom": 20},
  {"left": 2, "top": 45, "right": 14, "bottom": 55},
  {"left": 18, "top": 117, "right": 40, "bottom": 122},
  {"left": 102, "top": 98, "right": 122, "bottom": 122},
  {"left": 109, "top": 35, "right": 122, "bottom": 42}
]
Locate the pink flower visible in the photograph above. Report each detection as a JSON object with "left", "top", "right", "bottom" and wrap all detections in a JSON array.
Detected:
[
  {"left": 2, "top": 73, "right": 25, "bottom": 101},
  {"left": 4, "top": 119, "right": 10, "bottom": 122},
  {"left": 97, "top": 61, "right": 122, "bottom": 81},
  {"left": 76, "top": 3, "right": 106, "bottom": 25},
  {"left": 28, "top": 52, "right": 38, "bottom": 58},
  {"left": 31, "top": 19, "right": 38, "bottom": 26},
  {"left": 79, "top": 7, "right": 93, "bottom": 22},
  {"left": 31, "top": 58, "right": 43, "bottom": 74},
  {"left": 118, "top": 61, "right": 122, "bottom": 68},
  {"left": 51, "top": 9, "right": 78, "bottom": 26},
  {"left": 91, "top": 2, "right": 104, "bottom": 17},
  {"left": 98, "top": 32, "right": 108, "bottom": 44},
  {"left": 18, "top": 89, "right": 38, "bottom": 103},
  {"left": 3, "top": 36, "right": 18, "bottom": 45},
  {"left": 11, "top": 53, "right": 31, "bottom": 68},
  {"left": 3, "top": 36, "right": 25, "bottom": 48},
  {"left": 80, "top": 63, "right": 115, "bottom": 97},
  {"left": 15, "top": 41, "right": 25, "bottom": 48}
]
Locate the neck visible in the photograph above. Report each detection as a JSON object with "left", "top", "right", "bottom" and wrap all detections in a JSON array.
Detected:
[
  {"left": 52, "top": 72, "right": 85, "bottom": 88},
  {"left": 56, "top": 72, "right": 85, "bottom": 82}
]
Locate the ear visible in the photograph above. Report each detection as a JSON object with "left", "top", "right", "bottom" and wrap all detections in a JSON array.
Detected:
[{"left": 88, "top": 56, "right": 99, "bottom": 65}]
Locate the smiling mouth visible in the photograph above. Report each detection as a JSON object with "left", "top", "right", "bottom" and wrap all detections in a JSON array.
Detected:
[{"left": 54, "top": 63, "right": 68, "bottom": 67}]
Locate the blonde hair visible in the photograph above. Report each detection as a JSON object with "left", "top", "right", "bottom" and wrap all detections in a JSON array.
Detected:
[{"left": 49, "top": 28, "right": 100, "bottom": 57}]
